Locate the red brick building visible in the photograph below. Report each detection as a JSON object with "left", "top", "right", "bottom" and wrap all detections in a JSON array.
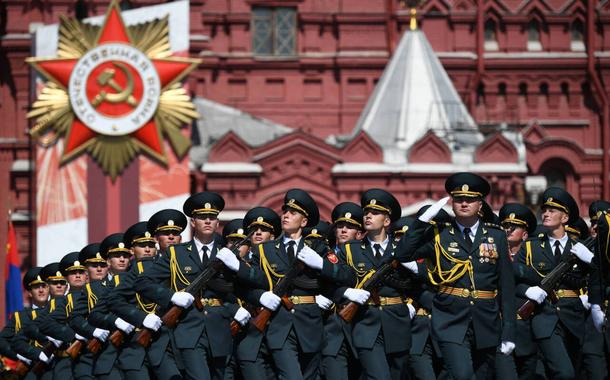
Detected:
[{"left": 1, "top": 0, "right": 610, "bottom": 315}]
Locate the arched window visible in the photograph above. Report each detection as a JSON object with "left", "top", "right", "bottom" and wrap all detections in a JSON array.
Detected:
[
  {"left": 484, "top": 19, "right": 499, "bottom": 51},
  {"left": 527, "top": 20, "right": 542, "bottom": 51},
  {"left": 571, "top": 19, "right": 585, "bottom": 51}
]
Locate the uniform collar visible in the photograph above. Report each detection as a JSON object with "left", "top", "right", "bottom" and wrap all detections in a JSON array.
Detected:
[
  {"left": 547, "top": 233, "right": 569, "bottom": 250},
  {"left": 367, "top": 235, "right": 389, "bottom": 254},
  {"left": 456, "top": 219, "right": 480, "bottom": 238}
]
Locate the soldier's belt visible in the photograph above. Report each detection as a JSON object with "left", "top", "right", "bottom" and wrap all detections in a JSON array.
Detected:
[
  {"left": 416, "top": 308, "right": 430, "bottom": 317},
  {"left": 200, "top": 298, "right": 223, "bottom": 307},
  {"left": 367, "top": 296, "right": 406, "bottom": 306},
  {"left": 288, "top": 296, "right": 316, "bottom": 305},
  {"left": 554, "top": 289, "right": 578, "bottom": 298},
  {"left": 438, "top": 286, "right": 497, "bottom": 299}
]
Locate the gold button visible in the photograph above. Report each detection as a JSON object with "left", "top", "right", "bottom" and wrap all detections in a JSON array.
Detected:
[
  {"left": 470, "top": 301, "right": 474, "bottom": 306},
  {"left": 204, "top": 311, "right": 208, "bottom": 315},
  {"left": 468, "top": 256, "right": 472, "bottom": 259},
  {"left": 379, "top": 306, "right": 383, "bottom": 311},
  {"left": 556, "top": 307, "right": 560, "bottom": 311},
  {"left": 290, "top": 309, "right": 295, "bottom": 314}
]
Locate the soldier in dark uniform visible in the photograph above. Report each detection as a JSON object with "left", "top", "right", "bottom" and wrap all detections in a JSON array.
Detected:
[
  {"left": 397, "top": 173, "right": 516, "bottom": 380},
  {"left": 321, "top": 202, "right": 363, "bottom": 380},
  {"left": 68, "top": 242, "right": 106, "bottom": 380},
  {"left": 12, "top": 265, "right": 66, "bottom": 380},
  {"left": 216, "top": 189, "right": 356, "bottom": 380},
  {"left": 514, "top": 187, "right": 595, "bottom": 379},
  {"left": 335, "top": 189, "right": 416, "bottom": 380},
  {"left": 38, "top": 252, "right": 89, "bottom": 379},
  {"left": 0, "top": 267, "right": 48, "bottom": 369},
  {"left": 494, "top": 203, "right": 537, "bottom": 380},
  {"left": 147, "top": 208, "right": 187, "bottom": 254},
  {"left": 108, "top": 221, "right": 182, "bottom": 380},
  {"left": 223, "top": 218, "right": 250, "bottom": 260},
  {"left": 137, "top": 192, "right": 248, "bottom": 380},
  {"left": 229, "top": 207, "right": 280, "bottom": 380},
  {"left": 85, "top": 234, "right": 137, "bottom": 380}
]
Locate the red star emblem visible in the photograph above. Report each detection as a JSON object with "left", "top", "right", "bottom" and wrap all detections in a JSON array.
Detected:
[{"left": 27, "top": 1, "right": 199, "bottom": 177}]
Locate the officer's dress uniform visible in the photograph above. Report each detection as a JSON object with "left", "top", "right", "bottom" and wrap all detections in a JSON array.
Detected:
[
  {"left": 109, "top": 256, "right": 181, "bottom": 380},
  {"left": 399, "top": 218, "right": 516, "bottom": 380},
  {"left": 337, "top": 236, "right": 416, "bottom": 380},
  {"left": 136, "top": 235, "right": 240, "bottom": 380},
  {"left": 515, "top": 233, "right": 590, "bottom": 379},
  {"left": 235, "top": 236, "right": 356, "bottom": 380},
  {"left": 11, "top": 306, "right": 50, "bottom": 380}
]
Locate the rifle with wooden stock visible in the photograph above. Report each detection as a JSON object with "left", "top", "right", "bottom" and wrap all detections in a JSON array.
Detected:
[
  {"left": 339, "top": 258, "right": 400, "bottom": 322},
  {"left": 136, "top": 234, "right": 252, "bottom": 347},
  {"left": 517, "top": 254, "right": 578, "bottom": 320},
  {"left": 250, "top": 258, "right": 304, "bottom": 332},
  {"left": 28, "top": 341, "right": 56, "bottom": 377}
]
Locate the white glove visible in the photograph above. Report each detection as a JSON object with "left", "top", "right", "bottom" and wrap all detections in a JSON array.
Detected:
[
  {"left": 525, "top": 286, "right": 547, "bottom": 304},
  {"left": 592, "top": 304, "right": 606, "bottom": 332},
  {"left": 171, "top": 291, "right": 194, "bottom": 308},
  {"left": 500, "top": 341, "right": 516, "bottom": 355},
  {"left": 401, "top": 261, "right": 419, "bottom": 274},
  {"left": 217, "top": 248, "right": 240, "bottom": 272},
  {"left": 16, "top": 354, "right": 31, "bottom": 365},
  {"left": 343, "top": 288, "right": 370, "bottom": 305},
  {"left": 38, "top": 351, "right": 53, "bottom": 364},
  {"left": 297, "top": 246, "right": 324, "bottom": 270},
  {"left": 579, "top": 294, "right": 591, "bottom": 310},
  {"left": 407, "top": 303, "right": 416, "bottom": 319},
  {"left": 143, "top": 314, "right": 162, "bottom": 331},
  {"left": 234, "top": 307, "right": 251, "bottom": 326},
  {"left": 92, "top": 328, "right": 109, "bottom": 342},
  {"left": 419, "top": 197, "right": 450, "bottom": 223},
  {"left": 74, "top": 333, "right": 87, "bottom": 342},
  {"left": 114, "top": 317, "right": 135, "bottom": 334},
  {"left": 315, "top": 295, "right": 333, "bottom": 310},
  {"left": 45, "top": 336, "right": 62, "bottom": 348},
  {"left": 570, "top": 242, "right": 594, "bottom": 264},
  {"left": 259, "top": 291, "right": 281, "bottom": 311}
]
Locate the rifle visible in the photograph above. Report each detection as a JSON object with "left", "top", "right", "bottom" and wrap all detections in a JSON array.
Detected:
[
  {"left": 250, "top": 259, "right": 304, "bottom": 332},
  {"left": 517, "top": 254, "right": 578, "bottom": 320},
  {"left": 14, "top": 360, "right": 30, "bottom": 378},
  {"left": 66, "top": 339, "right": 84, "bottom": 360},
  {"left": 29, "top": 341, "right": 56, "bottom": 376},
  {"left": 339, "top": 258, "right": 400, "bottom": 322},
  {"left": 136, "top": 234, "right": 252, "bottom": 347}
]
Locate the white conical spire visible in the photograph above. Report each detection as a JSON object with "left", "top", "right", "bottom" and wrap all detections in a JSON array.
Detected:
[{"left": 353, "top": 28, "right": 481, "bottom": 164}]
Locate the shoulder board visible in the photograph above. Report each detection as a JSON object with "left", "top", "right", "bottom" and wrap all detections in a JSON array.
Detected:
[{"left": 483, "top": 222, "right": 502, "bottom": 230}]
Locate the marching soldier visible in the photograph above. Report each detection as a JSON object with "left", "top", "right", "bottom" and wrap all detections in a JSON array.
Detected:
[
  {"left": 147, "top": 208, "right": 187, "bottom": 254},
  {"left": 216, "top": 189, "right": 356, "bottom": 380},
  {"left": 496, "top": 203, "right": 537, "bottom": 379},
  {"left": 397, "top": 173, "right": 516, "bottom": 380},
  {"left": 0, "top": 267, "right": 47, "bottom": 369},
  {"left": 38, "top": 252, "right": 90, "bottom": 379},
  {"left": 12, "top": 264, "right": 66, "bottom": 380},
  {"left": 108, "top": 221, "right": 182, "bottom": 380},
  {"left": 136, "top": 192, "right": 248, "bottom": 380},
  {"left": 230, "top": 207, "right": 280, "bottom": 379},
  {"left": 514, "top": 187, "right": 595, "bottom": 379},
  {"left": 321, "top": 202, "right": 363, "bottom": 380},
  {"left": 335, "top": 189, "right": 416, "bottom": 380},
  {"left": 222, "top": 218, "right": 250, "bottom": 259},
  {"left": 85, "top": 234, "right": 136, "bottom": 380}
]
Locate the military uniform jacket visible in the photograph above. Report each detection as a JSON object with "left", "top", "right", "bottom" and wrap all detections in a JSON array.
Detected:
[
  {"left": 108, "top": 257, "right": 171, "bottom": 367},
  {"left": 38, "top": 291, "right": 80, "bottom": 343},
  {"left": 397, "top": 219, "right": 516, "bottom": 349},
  {"left": 514, "top": 233, "right": 590, "bottom": 342},
  {"left": 136, "top": 238, "right": 240, "bottom": 357},
  {"left": 0, "top": 307, "right": 35, "bottom": 360},
  {"left": 11, "top": 307, "right": 48, "bottom": 361},
  {"left": 337, "top": 238, "right": 416, "bottom": 354},
  {"left": 409, "top": 264, "right": 437, "bottom": 356},
  {"left": 235, "top": 238, "right": 356, "bottom": 353}
]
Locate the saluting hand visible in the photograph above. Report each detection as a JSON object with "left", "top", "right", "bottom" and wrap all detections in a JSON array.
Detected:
[{"left": 419, "top": 196, "right": 450, "bottom": 223}]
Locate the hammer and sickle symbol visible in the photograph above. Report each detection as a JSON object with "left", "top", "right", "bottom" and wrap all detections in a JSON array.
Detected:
[{"left": 91, "top": 62, "right": 137, "bottom": 108}]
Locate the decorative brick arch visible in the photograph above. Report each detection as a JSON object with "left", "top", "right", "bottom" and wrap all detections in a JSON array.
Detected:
[
  {"left": 207, "top": 131, "right": 252, "bottom": 162},
  {"left": 475, "top": 133, "right": 518, "bottom": 163},
  {"left": 341, "top": 131, "right": 383, "bottom": 163},
  {"left": 525, "top": 138, "right": 586, "bottom": 175},
  {"left": 408, "top": 131, "right": 451, "bottom": 163}
]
